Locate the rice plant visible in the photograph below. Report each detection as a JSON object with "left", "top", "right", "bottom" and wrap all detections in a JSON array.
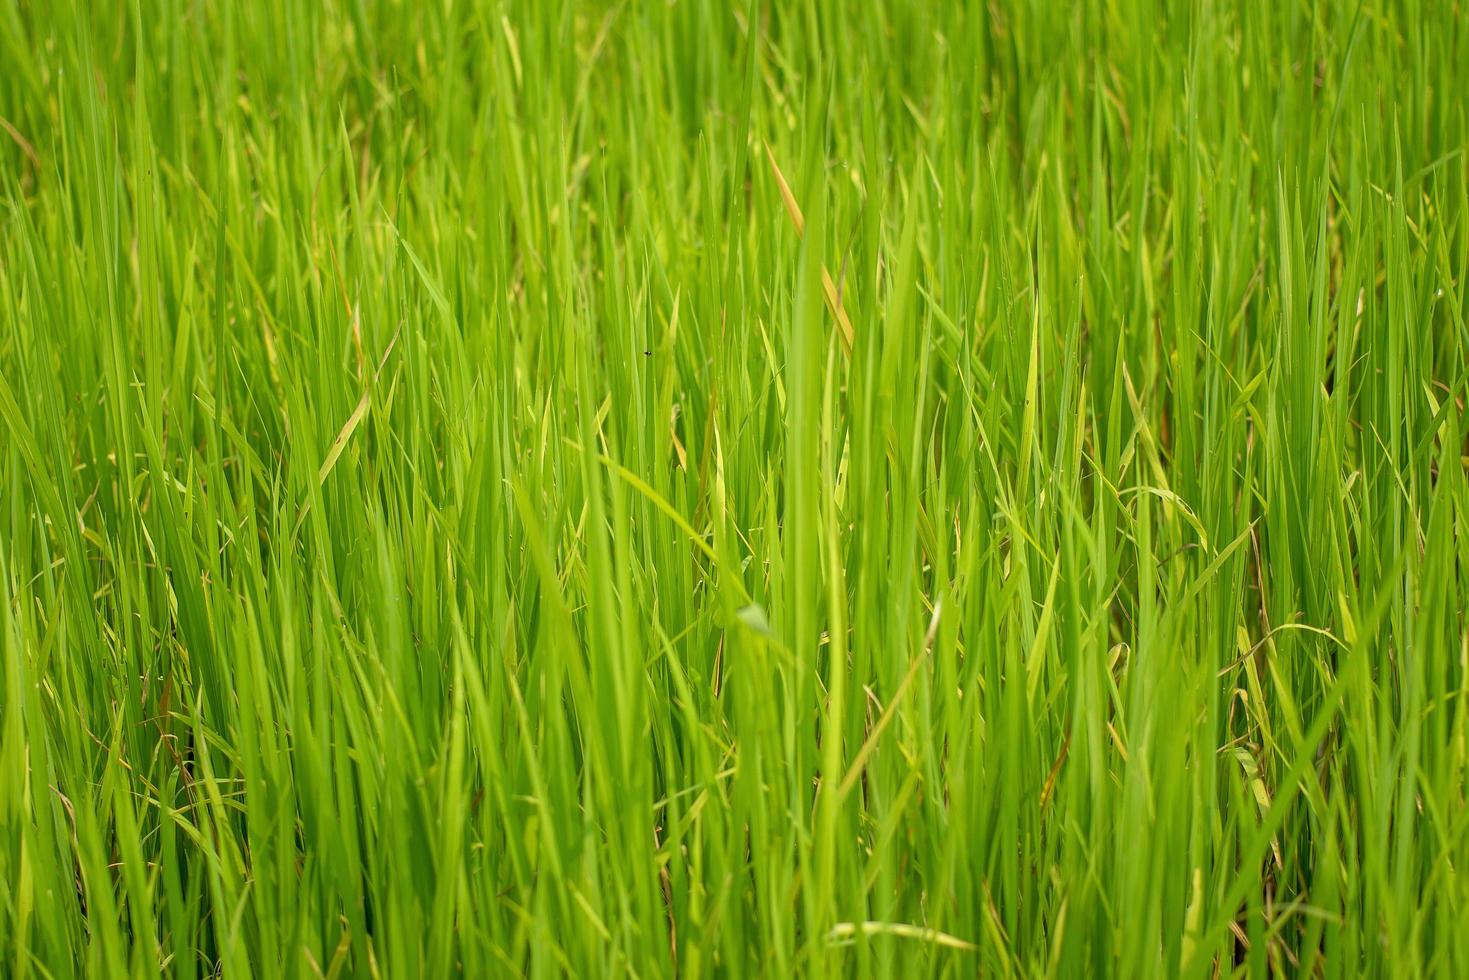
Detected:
[{"left": 1, "top": 1, "right": 1467, "bottom": 976}]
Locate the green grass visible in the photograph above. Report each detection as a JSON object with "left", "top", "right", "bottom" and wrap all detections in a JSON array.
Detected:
[{"left": 1, "top": 0, "right": 1467, "bottom": 976}]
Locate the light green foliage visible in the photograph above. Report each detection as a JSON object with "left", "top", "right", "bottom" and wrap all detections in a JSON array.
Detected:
[{"left": 1, "top": 1, "right": 1467, "bottom": 976}]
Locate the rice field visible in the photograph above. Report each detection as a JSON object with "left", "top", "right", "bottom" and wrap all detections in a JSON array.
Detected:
[{"left": 1, "top": 1, "right": 1468, "bottom": 976}]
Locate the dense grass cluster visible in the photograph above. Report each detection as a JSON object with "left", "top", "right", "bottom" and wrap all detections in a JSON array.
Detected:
[{"left": 2, "top": 0, "right": 1468, "bottom": 976}]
